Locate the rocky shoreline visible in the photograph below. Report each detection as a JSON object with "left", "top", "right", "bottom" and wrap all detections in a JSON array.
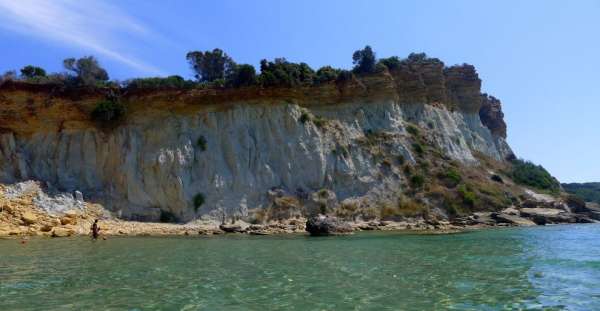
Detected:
[{"left": 2, "top": 181, "right": 599, "bottom": 239}]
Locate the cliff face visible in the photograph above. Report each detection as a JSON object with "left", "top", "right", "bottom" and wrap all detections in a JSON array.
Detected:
[{"left": 0, "top": 63, "right": 513, "bottom": 222}]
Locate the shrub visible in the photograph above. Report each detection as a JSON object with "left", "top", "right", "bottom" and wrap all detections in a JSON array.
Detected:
[
  {"left": 259, "top": 58, "right": 314, "bottom": 87},
  {"left": 510, "top": 159, "right": 560, "bottom": 192},
  {"left": 410, "top": 174, "right": 425, "bottom": 189},
  {"left": 125, "top": 75, "right": 195, "bottom": 90},
  {"left": 91, "top": 100, "right": 125, "bottom": 123},
  {"left": 406, "top": 124, "right": 419, "bottom": 136},
  {"left": 227, "top": 64, "right": 257, "bottom": 87},
  {"left": 491, "top": 174, "right": 504, "bottom": 183},
  {"left": 352, "top": 45, "right": 377, "bottom": 74},
  {"left": 444, "top": 169, "right": 462, "bottom": 187},
  {"left": 457, "top": 184, "right": 476, "bottom": 207},
  {"left": 20, "top": 65, "right": 46, "bottom": 79},
  {"left": 299, "top": 111, "right": 311, "bottom": 124},
  {"left": 63, "top": 56, "right": 109, "bottom": 86},
  {"left": 406, "top": 52, "right": 428, "bottom": 63},
  {"left": 314, "top": 66, "right": 340, "bottom": 84},
  {"left": 412, "top": 143, "right": 424, "bottom": 157},
  {"left": 397, "top": 154, "right": 406, "bottom": 165},
  {"left": 378, "top": 56, "right": 401, "bottom": 70},
  {"left": 193, "top": 193, "right": 205, "bottom": 211},
  {"left": 313, "top": 116, "right": 327, "bottom": 128},
  {"left": 336, "top": 70, "right": 354, "bottom": 83},
  {"left": 197, "top": 136, "right": 207, "bottom": 151},
  {"left": 186, "top": 48, "right": 236, "bottom": 82}
]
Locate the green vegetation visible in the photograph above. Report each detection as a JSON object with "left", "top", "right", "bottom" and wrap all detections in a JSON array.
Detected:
[
  {"left": 314, "top": 66, "right": 339, "bottom": 84},
  {"left": 4, "top": 46, "right": 440, "bottom": 93},
  {"left": 313, "top": 116, "right": 327, "bottom": 128},
  {"left": 193, "top": 193, "right": 205, "bottom": 211},
  {"left": 457, "top": 184, "right": 476, "bottom": 207},
  {"left": 378, "top": 56, "right": 401, "bottom": 70},
  {"left": 63, "top": 56, "right": 109, "bottom": 86},
  {"left": 412, "top": 143, "right": 424, "bottom": 157},
  {"left": 410, "top": 174, "right": 425, "bottom": 189},
  {"left": 91, "top": 100, "right": 125, "bottom": 123},
  {"left": 406, "top": 124, "right": 419, "bottom": 136},
  {"left": 443, "top": 168, "right": 462, "bottom": 187},
  {"left": 335, "top": 70, "right": 354, "bottom": 83},
  {"left": 125, "top": 75, "right": 195, "bottom": 90},
  {"left": 258, "top": 58, "right": 314, "bottom": 87},
  {"left": 229, "top": 64, "right": 257, "bottom": 87},
  {"left": 510, "top": 159, "right": 560, "bottom": 193},
  {"left": 352, "top": 45, "right": 377, "bottom": 74},
  {"left": 20, "top": 65, "right": 46, "bottom": 79},
  {"left": 562, "top": 182, "right": 600, "bottom": 204},
  {"left": 299, "top": 111, "right": 311, "bottom": 124},
  {"left": 186, "top": 48, "right": 236, "bottom": 83},
  {"left": 197, "top": 136, "right": 207, "bottom": 151}
]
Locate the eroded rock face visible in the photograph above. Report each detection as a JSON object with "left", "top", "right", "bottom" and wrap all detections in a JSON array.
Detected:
[
  {"left": 0, "top": 101, "right": 513, "bottom": 222},
  {"left": 0, "top": 65, "right": 514, "bottom": 223},
  {"left": 479, "top": 94, "right": 507, "bottom": 139},
  {"left": 305, "top": 215, "right": 352, "bottom": 236}
]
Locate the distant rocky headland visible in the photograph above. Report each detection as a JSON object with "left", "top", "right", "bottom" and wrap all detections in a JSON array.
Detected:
[{"left": 1, "top": 47, "right": 597, "bottom": 237}]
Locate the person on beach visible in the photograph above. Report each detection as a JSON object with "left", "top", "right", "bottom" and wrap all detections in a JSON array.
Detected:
[{"left": 91, "top": 219, "right": 100, "bottom": 240}]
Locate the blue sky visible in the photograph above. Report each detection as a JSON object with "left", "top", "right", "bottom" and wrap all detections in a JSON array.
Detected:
[{"left": 0, "top": 0, "right": 598, "bottom": 182}]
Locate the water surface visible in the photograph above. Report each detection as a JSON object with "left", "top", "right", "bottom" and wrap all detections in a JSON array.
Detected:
[{"left": 1, "top": 225, "right": 600, "bottom": 310}]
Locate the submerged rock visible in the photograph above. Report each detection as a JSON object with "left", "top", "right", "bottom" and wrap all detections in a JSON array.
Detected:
[{"left": 305, "top": 215, "right": 353, "bottom": 236}]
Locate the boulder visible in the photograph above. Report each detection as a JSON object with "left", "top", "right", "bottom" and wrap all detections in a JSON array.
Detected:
[
  {"left": 520, "top": 207, "right": 576, "bottom": 225},
  {"left": 51, "top": 227, "right": 74, "bottom": 237},
  {"left": 305, "top": 215, "right": 353, "bottom": 236},
  {"left": 60, "top": 216, "right": 77, "bottom": 225},
  {"left": 219, "top": 224, "right": 245, "bottom": 233},
  {"left": 492, "top": 213, "right": 536, "bottom": 226},
  {"left": 21, "top": 212, "right": 38, "bottom": 225}
]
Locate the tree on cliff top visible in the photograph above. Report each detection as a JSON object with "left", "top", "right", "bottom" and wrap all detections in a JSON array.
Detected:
[
  {"left": 20, "top": 65, "right": 46, "bottom": 79},
  {"left": 258, "top": 58, "right": 315, "bottom": 87},
  {"left": 186, "top": 49, "right": 236, "bottom": 83},
  {"left": 352, "top": 45, "right": 377, "bottom": 74},
  {"left": 63, "top": 56, "right": 109, "bottom": 86}
]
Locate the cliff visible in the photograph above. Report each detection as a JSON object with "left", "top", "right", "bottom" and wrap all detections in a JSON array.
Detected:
[{"left": 0, "top": 61, "right": 514, "bottom": 223}]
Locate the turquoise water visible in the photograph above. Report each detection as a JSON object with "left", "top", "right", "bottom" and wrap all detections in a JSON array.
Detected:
[{"left": 1, "top": 225, "right": 600, "bottom": 310}]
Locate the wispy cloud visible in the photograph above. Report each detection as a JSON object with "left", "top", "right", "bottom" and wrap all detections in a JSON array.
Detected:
[{"left": 0, "top": 0, "right": 164, "bottom": 75}]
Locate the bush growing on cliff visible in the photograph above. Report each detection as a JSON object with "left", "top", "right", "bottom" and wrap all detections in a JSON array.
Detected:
[
  {"left": 91, "top": 100, "right": 125, "bottom": 123},
  {"left": 378, "top": 56, "right": 401, "bottom": 70},
  {"left": 410, "top": 174, "right": 425, "bottom": 189},
  {"left": 124, "top": 75, "right": 195, "bottom": 90},
  {"left": 457, "top": 184, "right": 476, "bottom": 207},
  {"left": 510, "top": 159, "right": 560, "bottom": 192},
  {"left": 63, "top": 56, "right": 109, "bottom": 86},
  {"left": 314, "top": 66, "right": 340, "bottom": 84},
  {"left": 258, "top": 58, "right": 314, "bottom": 87},
  {"left": 186, "top": 49, "right": 236, "bottom": 83},
  {"left": 20, "top": 65, "right": 46, "bottom": 80},
  {"left": 412, "top": 143, "right": 424, "bottom": 157},
  {"left": 335, "top": 70, "right": 354, "bottom": 83},
  {"left": 227, "top": 64, "right": 257, "bottom": 87},
  {"left": 352, "top": 45, "right": 377, "bottom": 74}
]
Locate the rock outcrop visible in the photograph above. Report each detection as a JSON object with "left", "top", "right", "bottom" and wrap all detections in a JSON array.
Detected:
[{"left": 305, "top": 215, "right": 353, "bottom": 236}]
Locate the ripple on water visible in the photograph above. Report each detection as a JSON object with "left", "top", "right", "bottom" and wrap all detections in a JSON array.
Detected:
[{"left": 0, "top": 225, "right": 599, "bottom": 310}]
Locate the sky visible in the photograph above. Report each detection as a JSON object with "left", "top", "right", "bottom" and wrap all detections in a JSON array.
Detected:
[{"left": 0, "top": 0, "right": 598, "bottom": 183}]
